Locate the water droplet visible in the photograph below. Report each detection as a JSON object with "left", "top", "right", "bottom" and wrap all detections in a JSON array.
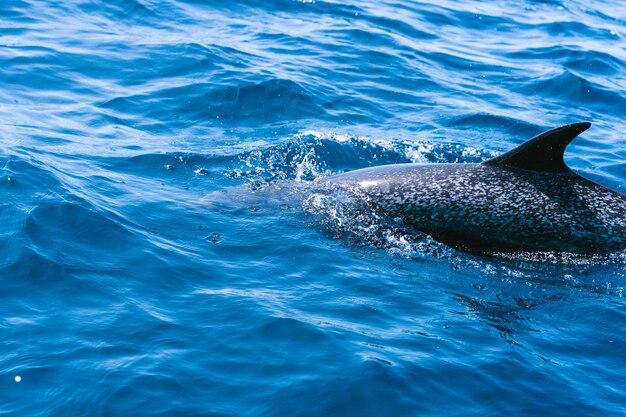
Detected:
[
  {"left": 206, "top": 233, "right": 222, "bottom": 244},
  {"left": 194, "top": 168, "right": 210, "bottom": 175}
]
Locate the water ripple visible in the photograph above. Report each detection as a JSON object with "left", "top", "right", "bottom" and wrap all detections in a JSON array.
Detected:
[{"left": 1, "top": 0, "right": 626, "bottom": 416}]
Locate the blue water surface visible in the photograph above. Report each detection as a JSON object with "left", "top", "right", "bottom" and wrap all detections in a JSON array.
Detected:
[{"left": 2, "top": 0, "right": 626, "bottom": 415}]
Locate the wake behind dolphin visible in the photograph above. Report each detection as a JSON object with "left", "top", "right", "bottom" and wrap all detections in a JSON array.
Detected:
[{"left": 322, "top": 123, "right": 626, "bottom": 254}]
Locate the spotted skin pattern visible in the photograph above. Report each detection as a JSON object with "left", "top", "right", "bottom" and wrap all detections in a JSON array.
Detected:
[{"left": 324, "top": 163, "right": 626, "bottom": 254}]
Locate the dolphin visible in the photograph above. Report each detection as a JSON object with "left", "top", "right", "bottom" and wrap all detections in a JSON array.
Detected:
[{"left": 322, "top": 122, "right": 626, "bottom": 254}]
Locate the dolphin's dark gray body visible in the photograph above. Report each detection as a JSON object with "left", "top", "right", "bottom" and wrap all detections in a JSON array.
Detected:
[{"left": 324, "top": 122, "right": 626, "bottom": 254}]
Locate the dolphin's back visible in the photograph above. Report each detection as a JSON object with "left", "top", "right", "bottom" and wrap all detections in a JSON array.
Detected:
[
  {"left": 326, "top": 163, "right": 626, "bottom": 253},
  {"left": 323, "top": 123, "right": 626, "bottom": 254}
]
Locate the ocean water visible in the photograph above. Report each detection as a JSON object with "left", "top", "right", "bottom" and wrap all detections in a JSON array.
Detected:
[{"left": 2, "top": 0, "right": 626, "bottom": 415}]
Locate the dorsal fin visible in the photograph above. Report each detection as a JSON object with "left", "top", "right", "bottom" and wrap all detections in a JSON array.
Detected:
[{"left": 483, "top": 122, "right": 591, "bottom": 173}]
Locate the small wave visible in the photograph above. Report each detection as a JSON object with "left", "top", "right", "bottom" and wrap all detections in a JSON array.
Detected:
[
  {"left": 0, "top": 247, "right": 70, "bottom": 283},
  {"left": 109, "top": 152, "right": 231, "bottom": 179},
  {"left": 539, "top": 20, "right": 616, "bottom": 39},
  {"left": 76, "top": 0, "right": 160, "bottom": 26},
  {"left": 100, "top": 78, "right": 324, "bottom": 128},
  {"left": 0, "top": 156, "right": 65, "bottom": 195},
  {"left": 225, "top": 130, "right": 495, "bottom": 187},
  {"left": 505, "top": 46, "right": 625, "bottom": 75},
  {"left": 448, "top": 113, "right": 541, "bottom": 136},
  {"left": 197, "top": 79, "right": 323, "bottom": 123},
  {"left": 24, "top": 200, "right": 139, "bottom": 269},
  {"left": 514, "top": 70, "right": 626, "bottom": 113}
]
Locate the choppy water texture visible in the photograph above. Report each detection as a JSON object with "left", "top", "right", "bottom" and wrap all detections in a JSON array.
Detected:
[{"left": 2, "top": 0, "right": 626, "bottom": 415}]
